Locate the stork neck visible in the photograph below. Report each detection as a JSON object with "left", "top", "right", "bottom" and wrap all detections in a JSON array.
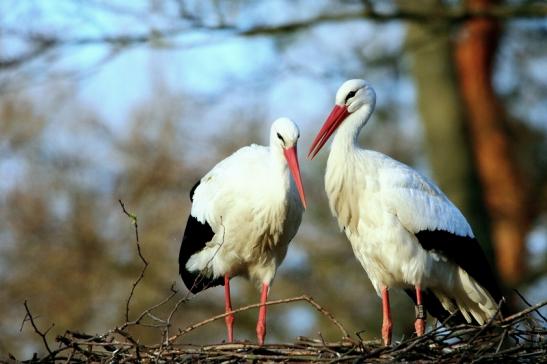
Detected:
[
  {"left": 331, "top": 103, "right": 373, "bottom": 154},
  {"left": 270, "top": 146, "right": 290, "bottom": 176},
  {"left": 268, "top": 147, "right": 293, "bottom": 199}
]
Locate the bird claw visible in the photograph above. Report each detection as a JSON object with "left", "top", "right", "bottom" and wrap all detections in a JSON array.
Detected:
[
  {"left": 382, "top": 322, "right": 392, "bottom": 346},
  {"left": 415, "top": 318, "right": 426, "bottom": 336},
  {"left": 256, "top": 323, "right": 266, "bottom": 346}
]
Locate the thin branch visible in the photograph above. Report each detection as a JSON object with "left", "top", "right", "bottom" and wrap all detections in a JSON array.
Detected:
[
  {"left": 118, "top": 284, "right": 179, "bottom": 331},
  {"left": 168, "top": 294, "right": 349, "bottom": 344},
  {"left": 501, "top": 299, "right": 547, "bottom": 324},
  {"left": 513, "top": 289, "right": 547, "bottom": 322},
  {"left": 162, "top": 293, "right": 190, "bottom": 345},
  {"left": 23, "top": 300, "right": 54, "bottom": 355},
  {"left": 303, "top": 295, "right": 350, "bottom": 338},
  {"left": 118, "top": 199, "right": 148, "bottom": 323},
  {"left": 458, "top": 298, "right": 506, "bottom": 362}
]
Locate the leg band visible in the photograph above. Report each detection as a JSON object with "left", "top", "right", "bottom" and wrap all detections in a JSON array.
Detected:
[{"left": 415, "top": 304, "right": 426, "bottom": 320}]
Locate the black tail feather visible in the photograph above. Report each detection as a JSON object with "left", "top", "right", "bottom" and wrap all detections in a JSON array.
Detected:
[
  {"left": 179, "top": 204, "right": 224, "bottom": 293},
  {"left": 412, "top": 230, "right": 506, "bottom": 324},
  {"left": 414, "top": 231, "right": 503, "bottom": 305}
]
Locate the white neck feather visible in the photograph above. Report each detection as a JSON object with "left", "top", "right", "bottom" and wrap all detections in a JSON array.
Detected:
[
  {"left": 331, "top": 102, "right": 374, "bottom": 155},
  {"left": 325, "top": 102, "right": 374, "bottom": 232}
]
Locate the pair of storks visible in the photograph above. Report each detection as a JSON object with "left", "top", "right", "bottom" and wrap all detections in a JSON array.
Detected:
[{"left": 179, "top": 79, "right": 502, "bottom": 346}]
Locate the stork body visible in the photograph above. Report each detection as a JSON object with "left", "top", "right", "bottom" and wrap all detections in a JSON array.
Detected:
[
  {"left": 309, "top": 80, "right": 502, "bottom": 345},
  {"left": 179, "top": 117, "right": 306, "bottom": 345}
]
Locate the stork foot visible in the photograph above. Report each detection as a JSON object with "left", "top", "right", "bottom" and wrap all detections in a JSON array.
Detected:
[
  {"left": 382, "top": 321, "right": 393, "bottom": 346},
  {"left": 415, "top": 318, "right": 425, "bottom": 336},
  {"left": 256, "top": 282, "right": 269, "bottom": 346},
  {"left": 256, "top": 322, "right": 266, "bottom": 346},
  {"left": 381, "top": 286, "right": 392, "bottom": 346},
  {"left": 224, "top": 274, "right": 234, "bottom": 343}
]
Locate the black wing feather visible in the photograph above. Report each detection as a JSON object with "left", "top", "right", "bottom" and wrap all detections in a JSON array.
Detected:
[
  {"left": 413, "top": 230, "right": 503, "bottom": 322},
  {"left": 179, "top": 181, "right": 224, "bottom": 293}
]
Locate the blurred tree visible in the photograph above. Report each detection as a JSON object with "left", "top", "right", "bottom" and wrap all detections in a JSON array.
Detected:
[
  {"left": 455, "top": 0, "right": 530, "bottom": 284},
  {"left": 403, "top": 0, "right": 492, "bottom": 251}
]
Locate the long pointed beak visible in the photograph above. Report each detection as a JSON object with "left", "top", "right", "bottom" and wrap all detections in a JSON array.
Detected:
[
  {"left": 308, "top": 105, "right": 350, "bottom": 159},
  {"left": 283, "top": 146, "right": 307, "bottom": 209}
]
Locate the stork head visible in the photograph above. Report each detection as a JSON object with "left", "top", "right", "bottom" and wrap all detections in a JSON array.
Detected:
[
  {"left": 308, "top": 79, "right": 376, "bottom": 159},
  {"left": 271, "top": 117, "right": 307, "bottom": 209}
]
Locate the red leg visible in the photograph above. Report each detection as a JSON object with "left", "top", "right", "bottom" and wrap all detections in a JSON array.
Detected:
[
  {"left": 224, "top": 274, "right": 234, "bottom": 343},
  {"left": 414, "top": 285, "right": 426, "bottom": 336},
  {"left": 381, "top": 286, "right": 393, "bottom": 346},
  {"left": 256, "top": 283, "right": 269, "bottom": 345}
]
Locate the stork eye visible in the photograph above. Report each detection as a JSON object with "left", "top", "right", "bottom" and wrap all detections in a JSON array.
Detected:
[
  {"left": 276, "top": 132, "right": 285, "bottom": 144},
  {"left": 345, "top": 90, "right": 357, "bottom": 103}
]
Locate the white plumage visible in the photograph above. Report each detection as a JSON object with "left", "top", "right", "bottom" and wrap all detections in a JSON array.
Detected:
[
  {"left": 309, "top": 79, "right": 501, "bottom": 345},
  {"left": 179, "top": 117, "right": 306, "bottom": 345}
]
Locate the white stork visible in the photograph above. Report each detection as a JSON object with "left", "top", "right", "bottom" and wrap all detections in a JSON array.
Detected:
[
  {"left": 179, "top": 117, "right": 306, "bottom": 345},
  {"left": 308, "top": 79, "right": 502, "bottom": 345}
]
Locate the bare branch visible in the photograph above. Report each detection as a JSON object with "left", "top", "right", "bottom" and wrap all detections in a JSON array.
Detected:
[
  {"left": 514, "top": 289, "right": 547, "bottom": 322},
  {"left": 2, "top": 2, "right": 545, "bottom": 73},
  {"left": 162, "top": 293, "right": 189, "bottom": 345},
  {"left": 501, "top": 299, "right": 547, "bottom": 324},
  {"left": 118, "top": 199, "right": 148, "bottom": 323},
  {"left": 168, "top": 294, "right": 349, "bottom": 343},
  {"left": 118, "top": 284, "right": 180, "bottom": 331},
  {"left": 22, "top": 300, "right": 54, "bottom": 355}
]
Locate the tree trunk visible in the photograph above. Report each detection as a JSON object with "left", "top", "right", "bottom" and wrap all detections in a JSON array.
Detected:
[
  {"left": 455, "top": 0, "right": 529, "bottom": 284},
  {"left": 404, "top": 0, "right": 492, "bottom": 254}
]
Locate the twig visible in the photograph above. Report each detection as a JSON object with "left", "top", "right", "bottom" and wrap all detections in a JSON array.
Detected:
[
  {"left": 318, "top": 332, "right": 340, "bottom": 357},
  {"left": 23, "top": 300, "right": 54, "bottom": 355},
  {"left": 168, "top": 295, "right": 349, "bottom": 344},
  {"left": 63, "top": 348, "right": 75, "bottom": 364},
  {"left": 513, "top": 289, "right": 547, "bottom": 322},
  {"left": 163, "top": 293, "right": 190, "bottom": 344},
  {"left": 495, "top": 329, "right": 509, "bottom": 353},
  {"left": 467, "top": 298, "right": 505, "bottom": 343},
  {"left": 118, "top": 283, "right": 179, "bottom": 331},
  {"left": 19, "top": 312, "right": 30, "bottom": 332},
  {"left": 118, "top": 199, "right": 148, "bottom": 323},
  {"left": 304, "top": 296, "right": 350, "bottom": 338},
  {"left": 502, "top": 299, "right": 547, "bottom": 324},
  {"left": 114, "top": 327, "right": 139, "bottom": 346}
]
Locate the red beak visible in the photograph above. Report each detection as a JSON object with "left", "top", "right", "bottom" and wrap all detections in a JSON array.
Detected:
[
  {"left": 283, "top": 146, "right": 307, "bottom": 209},
  {"left": 308, "top": 105, "right": 350, "bottom": 159}
]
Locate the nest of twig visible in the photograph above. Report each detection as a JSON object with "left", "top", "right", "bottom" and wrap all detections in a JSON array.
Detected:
[
  {"left": 14, "top": 201, "right": 546, "bottom": 363},
  {"left": 19, "top": 297, "right": 546, "bottom": 363}
]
